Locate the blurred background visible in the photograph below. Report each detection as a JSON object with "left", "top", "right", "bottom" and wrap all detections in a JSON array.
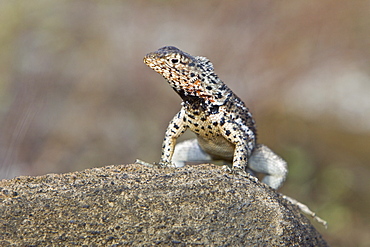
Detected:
[{"left": 0, "top": 0, "right": 369, "bottom": 245}]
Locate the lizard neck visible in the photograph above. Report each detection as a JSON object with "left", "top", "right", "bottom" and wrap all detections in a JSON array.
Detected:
[
  {"left": 176, "top": 88, "right": 223, "bottom": 116},
  {"left": 177, "top": 89, "right": 206, "bottom": 111},
  {"left": 171, "top": 72, "right": 232, "bottom": 106}
]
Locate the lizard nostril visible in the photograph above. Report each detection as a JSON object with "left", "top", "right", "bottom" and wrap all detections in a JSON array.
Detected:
[{"left": 171, "top": 59, "right": 179, "bottom": 64}]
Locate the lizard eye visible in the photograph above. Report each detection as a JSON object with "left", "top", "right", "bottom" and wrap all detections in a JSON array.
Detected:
[{"left": 171, "top": 58, "right": 179, "bottom": 64}]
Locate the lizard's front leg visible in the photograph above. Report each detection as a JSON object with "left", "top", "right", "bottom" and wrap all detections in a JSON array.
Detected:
[
  {"left": 159, "top": 109, "right": 188, "bottom": 167},
  {"left": 219, "top": 119, "right": 256, "bottom": 174},
  {"left": 231, "top": 142, "right": 254, "bottom": 175}
]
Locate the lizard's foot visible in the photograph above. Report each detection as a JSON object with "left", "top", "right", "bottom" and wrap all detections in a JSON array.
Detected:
[
  {"left": 135, "top": 159, "right": 158, "bottom": 168},
  {"left": 135, "top": 159, "right": 176, "bottom": 168},
  {"left": 158, "top": 161, "right": 176, "bottom": 168},
  {"left": 222, "top": 165, "right": 253, "bottom": 178},
  {"left": 222, "top": 166, "right": 262, "bottom": 185},
  {"left": 222, "top": 165, "right": 231, "bottom": 172}
]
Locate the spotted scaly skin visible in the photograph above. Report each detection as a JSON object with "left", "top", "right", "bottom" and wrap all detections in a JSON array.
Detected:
[{"left": 144, "top": 46, "right": 257, "bottom": 173}]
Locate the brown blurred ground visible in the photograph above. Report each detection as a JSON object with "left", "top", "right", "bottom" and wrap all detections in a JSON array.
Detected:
[{"left": 0, "top": 1, "right": 369, "bottom": 246}]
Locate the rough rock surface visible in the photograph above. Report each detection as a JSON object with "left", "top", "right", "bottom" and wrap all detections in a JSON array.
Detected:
[{"left": 0, "top": 164, "right": 328, "bottom": 246}]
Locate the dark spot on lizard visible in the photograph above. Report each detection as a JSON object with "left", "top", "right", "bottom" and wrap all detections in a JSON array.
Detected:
[
  {"left": 219, "top": 84, "right": 227, "bottom": 90},
  {"left": 210, "top": 105, "right": 219, "bottom": 114},
  {"left": 188, "top": 114, "right": 196, "bottom": 120}
]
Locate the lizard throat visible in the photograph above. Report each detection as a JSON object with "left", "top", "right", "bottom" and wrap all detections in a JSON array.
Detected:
[
  {"left": 176, "top": 89, "right": 220, "bottom": 114},
  {"left": 176, "top": 89, "right": 207, "bottom": 111}
]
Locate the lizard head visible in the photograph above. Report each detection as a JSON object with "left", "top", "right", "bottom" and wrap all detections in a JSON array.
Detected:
[{"left": 144, "top": 46, "right": 219, "bottom": 104}]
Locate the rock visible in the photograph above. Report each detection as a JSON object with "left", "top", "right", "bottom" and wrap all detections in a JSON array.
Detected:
[{"left": 0, "top": 164, "right": 328, "bottom": 246}]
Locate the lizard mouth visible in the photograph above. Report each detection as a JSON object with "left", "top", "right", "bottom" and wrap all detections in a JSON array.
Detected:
[
  {"left": 143, "top": 55, "right": 157, "bottom": 68},
  {"left": 144, "top": 54, "right": 171, "bottom": 72}
]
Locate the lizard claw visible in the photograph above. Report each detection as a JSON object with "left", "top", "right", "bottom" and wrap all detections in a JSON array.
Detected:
[
  {"left": 158, "top": 161, "right": 177, "bottom": 168},
  {"left": 135, "top": 159, "right": 176, "bottom": 168},
  {"left": 135, "top": 159, "right": 158, "bottom": 168},
  {"left": 222, "top": 165, "right": 260, "bottom": 185},
  {"left": 221, "top": 165, "right": 232, "bottom": 173},
  {"left": 222, "top": 165, "right": 250, "bottom": 178}
]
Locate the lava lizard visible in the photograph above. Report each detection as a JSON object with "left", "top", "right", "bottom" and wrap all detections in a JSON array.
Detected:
[
  {"left": 142, "top": 46, "right": 287, "bottom": 189},
  {"left": 137, "top": 46, "right": 327, "bottom": 226}
]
